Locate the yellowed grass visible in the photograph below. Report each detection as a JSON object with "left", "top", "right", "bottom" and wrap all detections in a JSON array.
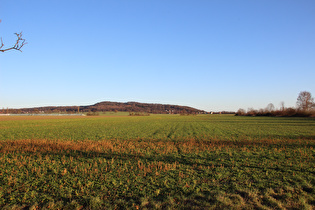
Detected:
[{"left": 0, "top": 138, "right": 310, "bottom": 155}]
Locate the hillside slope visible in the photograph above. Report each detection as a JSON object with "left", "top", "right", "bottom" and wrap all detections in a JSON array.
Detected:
[{"left": 16, "top": 101, "right": 205, "bottom": 114}]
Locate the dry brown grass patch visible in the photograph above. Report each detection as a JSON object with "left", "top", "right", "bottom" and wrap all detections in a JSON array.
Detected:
[{"left": 0, "top": 138, "right": 310, "bottom": 156}]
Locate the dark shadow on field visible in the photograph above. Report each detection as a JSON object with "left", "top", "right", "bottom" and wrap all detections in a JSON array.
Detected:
[
  {"left": 257, "top": 135, "right": 315, "bottom": 141},
  {"left": 3, "top": 147, "right": 315, "bottom": 209}
]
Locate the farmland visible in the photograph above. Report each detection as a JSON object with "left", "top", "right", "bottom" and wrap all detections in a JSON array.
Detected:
[{"left": 0, "top": 114, "right": 314, "bottom": 209}]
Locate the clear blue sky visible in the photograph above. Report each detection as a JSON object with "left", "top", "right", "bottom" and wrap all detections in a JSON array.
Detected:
[{"left": 0, "top": 0, "right": 314, "bottom": 112}]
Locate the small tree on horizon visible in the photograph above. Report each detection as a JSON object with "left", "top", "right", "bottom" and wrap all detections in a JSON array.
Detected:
[
  {"left": 296, "top": 91, "right": 314, "bottom": 111},
  {"left": 265, "top": 103, "right": 275, "bottom": 112},
  {"left": 280, "top": 101, "right": 285, "bottom": 111}
]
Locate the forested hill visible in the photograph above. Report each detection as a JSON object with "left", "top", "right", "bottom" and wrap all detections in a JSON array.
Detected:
[{"left": 15, "top": 101, "right": 206, "bottom": 114}]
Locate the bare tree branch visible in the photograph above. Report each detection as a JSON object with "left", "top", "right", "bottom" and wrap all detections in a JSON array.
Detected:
[
  {"left": 0, "top": 19, "right": 27, "bottom": 52},
  {"left": 0, "top": 32, "right": 27, "bottom": 52}
]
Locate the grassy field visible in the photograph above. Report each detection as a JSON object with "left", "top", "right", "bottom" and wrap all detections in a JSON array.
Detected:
[{"left": 0, "top": 114, "right": 314, "bottom": 209}]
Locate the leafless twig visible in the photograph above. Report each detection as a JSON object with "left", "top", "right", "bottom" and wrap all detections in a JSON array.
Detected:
[{"left": 0, "top": 32, "right": 27, "bottom": 52}]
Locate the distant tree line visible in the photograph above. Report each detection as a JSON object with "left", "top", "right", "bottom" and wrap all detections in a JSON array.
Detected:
[{"left": 236, "top": 91, "right": 315, "bottom": 117}]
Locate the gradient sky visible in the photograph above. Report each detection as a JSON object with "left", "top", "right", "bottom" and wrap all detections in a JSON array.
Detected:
[{"left": 0, "top": 0, "right": 314, "bottom": 112}]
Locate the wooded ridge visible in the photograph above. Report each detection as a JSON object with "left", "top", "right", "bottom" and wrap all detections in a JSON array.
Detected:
[{"left": 5, "top": 101, "right": 206, "bottom": 114}]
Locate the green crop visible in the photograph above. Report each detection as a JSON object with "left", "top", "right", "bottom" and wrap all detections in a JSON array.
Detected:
[
  {"left": 0, "top": 114, "right": 314, "bottom": 209},
  {"left": 0, "top": 115, "right": 314, "bottom": 141}
]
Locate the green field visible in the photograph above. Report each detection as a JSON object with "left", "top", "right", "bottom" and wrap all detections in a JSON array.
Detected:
[{"left": 0, "top": 115, "right": 314, "bottom": 209}]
